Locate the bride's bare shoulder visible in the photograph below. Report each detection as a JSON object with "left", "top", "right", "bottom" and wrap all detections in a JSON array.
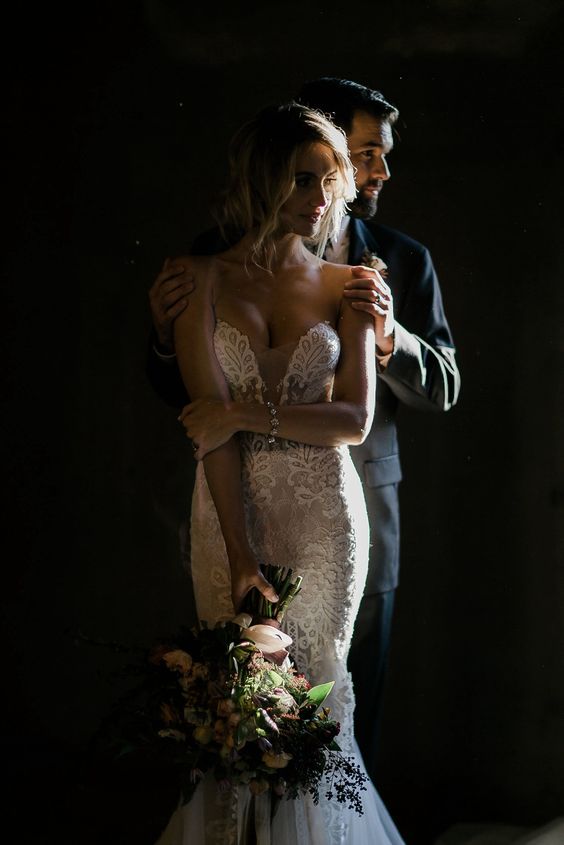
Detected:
[
  {"left": 320, "top": 259, "right": 354, "bottom": 291},
  {"left": 170, "top": 253, "right": 223, "bottom": 291},
  {"left": 170, "top": 254, "right": 214, "bottom": 272}
]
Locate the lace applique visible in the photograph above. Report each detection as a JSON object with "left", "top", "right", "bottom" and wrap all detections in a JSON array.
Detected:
[
  {"left": 281, "top": 322, "right": 340, "bottom": 406},
  {"left": 213, "top": 320, "right": 265, "bottom": 403}
]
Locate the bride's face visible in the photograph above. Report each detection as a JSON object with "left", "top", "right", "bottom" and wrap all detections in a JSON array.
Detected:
[{"left": 279, "top": 142, "right": 338, "bottom": 238}]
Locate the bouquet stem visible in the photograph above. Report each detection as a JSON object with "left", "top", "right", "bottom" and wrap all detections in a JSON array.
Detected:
[{"left": 242, "top": 565, "right": 302, "bottom": 623}]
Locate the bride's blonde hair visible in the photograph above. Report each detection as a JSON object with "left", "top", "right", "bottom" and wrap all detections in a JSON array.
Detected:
[{"left": 215, "top": 102, "right": 356, "bottom": 268}]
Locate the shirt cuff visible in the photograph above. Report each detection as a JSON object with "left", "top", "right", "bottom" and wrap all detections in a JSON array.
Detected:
[
  {"left": 376, "top": 351, "right": 392, "bottom": 371},
  {"left": 376, "top": 330, "right": 395, "bottom": 371},
  {"left": 153, "top": 343, "right": 177, "bottom": 361}
]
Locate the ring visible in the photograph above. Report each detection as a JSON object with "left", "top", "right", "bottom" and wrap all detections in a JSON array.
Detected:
[{"left": 374, "top": 293, "right": 381, "bottom": 303}]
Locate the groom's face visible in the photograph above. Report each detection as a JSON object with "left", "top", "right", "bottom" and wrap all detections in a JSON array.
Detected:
[{"left": 346, "top": 111, "right": 393, "bottom": 220}]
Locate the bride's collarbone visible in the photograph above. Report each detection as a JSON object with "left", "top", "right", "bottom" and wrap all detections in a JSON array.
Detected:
[
  {"left": 215, "top": 259, "right": 335, "bottom": 296},
  {"left": 214, "top": 266, "right": 342, "bottom": 349}
]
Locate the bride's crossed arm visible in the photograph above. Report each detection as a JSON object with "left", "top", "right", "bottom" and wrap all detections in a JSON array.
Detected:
[
  {"left": 179, "top": 268, "right": 377, "bottom": 458},
  {"left": 173, "top": 259, "right": 278, "bottom": 612}
]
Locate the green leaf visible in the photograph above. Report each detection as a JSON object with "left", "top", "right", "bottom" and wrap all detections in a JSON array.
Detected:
[
  {"left": 265, "top": 670, "right": 283, "bottom": 687},
  {"left": 114, "top": 743, "right": 137, "bottom": 759},
  {"left": 302, "top": 681, "right": 334, "bottom": 709}
]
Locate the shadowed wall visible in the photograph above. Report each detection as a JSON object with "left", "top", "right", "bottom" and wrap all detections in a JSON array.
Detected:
[{"left": 3, "top": 1, "right": 563, "bottom": 843}]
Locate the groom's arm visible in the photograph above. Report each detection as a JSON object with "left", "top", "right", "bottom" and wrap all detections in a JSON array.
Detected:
[
  {"left": 146, "top": 332, "right": 189, "bottom": 409},
  {"left": 145, "top": 227, "right": 235, "bottom": 409},
  {"left": 379, "top": 244, "right": 460, "bottom": 412},
  {"left": 146, "top": 257, "right": 192, "bottom": 409}
]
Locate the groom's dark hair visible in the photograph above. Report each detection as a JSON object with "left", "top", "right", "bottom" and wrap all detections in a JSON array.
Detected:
[{"left": 297, "top": 77, "right": 399, "bottom": 133}]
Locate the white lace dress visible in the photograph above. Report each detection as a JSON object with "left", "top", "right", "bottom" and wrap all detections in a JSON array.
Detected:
[{"left": 156, "top": 320, "right": 405, "bottom": 845}]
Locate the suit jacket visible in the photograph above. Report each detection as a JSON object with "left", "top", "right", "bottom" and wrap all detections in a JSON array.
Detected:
[
  {"left": 146, "top": 219, "right": 460, "bottom": 593},
  {"left": 346, "top": 218, "right": 459, "bottom": 592}
]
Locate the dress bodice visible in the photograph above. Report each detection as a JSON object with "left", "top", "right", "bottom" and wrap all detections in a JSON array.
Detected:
[{"left": 213, "top": 319, "right": 340, "bottom": 406}]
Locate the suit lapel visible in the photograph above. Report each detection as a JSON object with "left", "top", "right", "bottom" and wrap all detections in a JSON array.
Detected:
[{"left": 347, "top": 218, "right": 382, "bottom": 265}]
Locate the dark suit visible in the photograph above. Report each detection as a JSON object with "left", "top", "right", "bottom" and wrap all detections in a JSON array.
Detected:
[
  {"left": 343, "top": 218, "right": 459, "bottom": 778},
  {"left": 146, "top": 218, "right": 460, "bottom": 779},
  {"left": 347, "top": 219, "right": 459, "bottom": 592}
]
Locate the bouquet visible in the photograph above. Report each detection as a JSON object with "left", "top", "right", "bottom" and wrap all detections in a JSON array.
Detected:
[{"left": 109, "top": 566, "right": 367, "bottom": 816}]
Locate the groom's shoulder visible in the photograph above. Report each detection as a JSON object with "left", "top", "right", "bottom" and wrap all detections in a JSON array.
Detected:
[
  {"left": 361, "top": 220, "right": 430, "bottom": 259},
  {"left": 190, "top": 226, "right": 242, "bottom": 256}
]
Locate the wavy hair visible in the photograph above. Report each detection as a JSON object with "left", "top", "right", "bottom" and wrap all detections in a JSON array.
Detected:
[{"left": 215, "top": 102, "right": 356, "bottom": 268}]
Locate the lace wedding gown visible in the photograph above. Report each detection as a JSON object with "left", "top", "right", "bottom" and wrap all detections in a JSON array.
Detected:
[{"left": 156, "top": 320, "right": 405, "bottom": 845}]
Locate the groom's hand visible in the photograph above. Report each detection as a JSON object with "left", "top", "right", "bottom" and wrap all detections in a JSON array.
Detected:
[
  {"left": 343, "top": 266, "right": 395, "bottom": 356},
  {"left": 149, "top": 257, "right": 195, "bottom": 352}
]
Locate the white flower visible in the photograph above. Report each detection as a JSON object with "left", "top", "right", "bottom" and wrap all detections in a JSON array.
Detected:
[
  {"left": 241, "top": 624, "right": 292, "bottom": 656},
  {"left": 232, "top": 613, "right": 253, "bottom": 628}
]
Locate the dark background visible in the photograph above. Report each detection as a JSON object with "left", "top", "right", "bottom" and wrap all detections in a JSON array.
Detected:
[{"left": 3, "top": 1, "right": 563, "bottom": 843}]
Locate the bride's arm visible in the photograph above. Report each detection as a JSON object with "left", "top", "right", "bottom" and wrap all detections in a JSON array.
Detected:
[
  {"left": 181, "top": 290, "right": 376, "bottom": 453},
  {"left": 173, "top": 260, "right": 278, "bottom": 611},
  {"left": 236, "top": 302, "right": 376, "bottom": 446}
]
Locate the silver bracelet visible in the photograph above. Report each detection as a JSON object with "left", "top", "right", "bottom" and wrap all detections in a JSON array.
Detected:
[{"left": 265, "top": 401, "right": 280, "bottom": 445}]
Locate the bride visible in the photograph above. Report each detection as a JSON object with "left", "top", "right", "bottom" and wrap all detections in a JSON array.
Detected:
[{"left": 155, "top": 102, "right": 405, "bottom": 845}]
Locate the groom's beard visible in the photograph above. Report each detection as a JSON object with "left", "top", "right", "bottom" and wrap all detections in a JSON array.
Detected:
[{"left": 349, "top": 189, "right": 379, "bottom": 221}]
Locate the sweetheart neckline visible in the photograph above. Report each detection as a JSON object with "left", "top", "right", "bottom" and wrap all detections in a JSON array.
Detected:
[
  {"left": 214, "top": 318, "right": 340, "bottom": 404},
  {"left": 215, "top": 318, "right": 339, "bottom": 355}
]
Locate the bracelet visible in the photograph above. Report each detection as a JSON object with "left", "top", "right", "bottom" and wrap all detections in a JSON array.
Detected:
[{"left": 265, "top": 401, "right": 280, "bottom": 445}]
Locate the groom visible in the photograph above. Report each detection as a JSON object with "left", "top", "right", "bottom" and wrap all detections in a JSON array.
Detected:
[{"left": 146, "top": 78, "right": 460, "bottom": 780}]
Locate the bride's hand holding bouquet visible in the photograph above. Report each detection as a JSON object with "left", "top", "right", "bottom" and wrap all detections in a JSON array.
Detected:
[{"left": 227, "top": 543, "right": 279, "bottom": 613}]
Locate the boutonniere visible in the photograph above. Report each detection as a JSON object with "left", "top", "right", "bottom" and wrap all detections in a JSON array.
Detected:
[{"left": 360, "top": 249, "right": 388, "bottom": 278}]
